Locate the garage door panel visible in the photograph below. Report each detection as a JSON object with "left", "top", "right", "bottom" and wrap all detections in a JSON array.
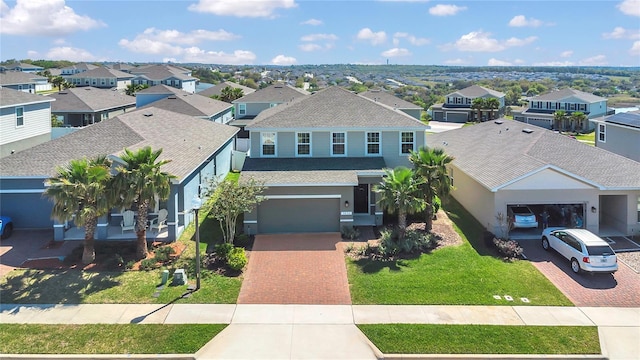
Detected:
[
  {"left": 446, "top": 112, "right": 467, "bottom": 123},
  {"left": 258, "top": 199, "right": 340, "bottom": 234}
]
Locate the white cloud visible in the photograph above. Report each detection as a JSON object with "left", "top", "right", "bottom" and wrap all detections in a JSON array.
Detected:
[
  {"left": 299, "top": 43, "right": 323, "bottom": 52},
  {"left": 357, "top": 28, "right": 387, "bottom": 45},
  {"left": 271, "top": 54, "right": 297, "bottom": 65},
  {"left": 382, "top": 48, "right": 412, "bottom": 57},
  {"left": 630, "top": 41, "right": 640, "bottom": 56},
  {"left": 131, "top": 28, "right": 240, "bottom": 46},
  {"left": 617, "top": 0, "right": 640, "bottom": 17},
  {"left": 533, "top": 61, "right": 574, "bottom": 66},
  {"left": 579, "top": 55, "right": 607, "bottom": 66},
  {"left": 488, "top": 58, "right": 512, "bottom": 66},
  {"left": 377, "top": 0, "right": 430, "bottom": 2},
  {"left": 119, "top": 38, "right": 184, "bottom": 55},
  {"left": 27, "top": 50, "right": 40, "bottom": 58},
  {"left": 301, "top": 18, "right": 322, "bottom": 26},
  {"left": 182, "top": 48, "right": 256, "bottom": 65},
  {"left": 188, "top": 0, "right": 296, "bottom": 18},
  {"left": 393, "top": 32, "right": 430, "bottom": 46},
  {"left": 0, "top": 0, "right": 105, "bottom": 36},
  {"left": 560, "top": 50, "right": 573, "bottom": 58},
  {"left": 442, "top": 31, "right": 537, "bottom": 52},
  {"left": 162, "top": 58, "right": 179, "bottom": 63},
  {"left": 602, "top": 26, "right": 640, "bottom": 39},
  {"left": 508, "top": 15, "right": 543, "bottom": 27},
  {"left": 444, "top": 58, "right": 468, "bottom": 65},
  {"left": 514, "top": 59, "right": 526, "bottom": 65},
  {"left": 429, "top": 4, "right": 467, "bottom": 16},
  {"left": 47, "top": 46, "right": 101, "bottom": 62},
  {"left": 301, "top": 33, "right": 338, "bottom": 42}
]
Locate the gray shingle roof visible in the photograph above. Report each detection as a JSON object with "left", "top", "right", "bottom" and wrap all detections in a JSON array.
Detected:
[
  {"left": 48, "top": 87, "right": 135, "bottom": 113},
  {"left": 138, "top": 91, "right": 231, "bottom": 117},
  {"left": 130, "top": 65, "right": 195, "bottom": 81},
  {"left": 359, "top": 90, "right": 422, "bottom": 110},
  {"left": 0, "top": 107, "right": 239, "bottom": 180},
  {"left": 136, "top": 84, "right": 184, "bottom": 95},
  {"left": 449, "top": 85, "right": 505, "bottom": 98},
  {"left": 246, "top": 86, "right": 429, "bottom": 130},
  {"left": 0, "top": 88, "right": 55, "bottom": 107},
  {"left": 528, "top": 88, "right": 606, "bottom": 103},
  {"left": 240, "top": 157, "right": 386, "bottom": 185},
  {"left": 197, "top": 81, "right": 256, "bottom": 97},
  {"left": 61, "top": 63, "right": 99, "bottom": 72},
  {"left": 67, "top": 67, "right": 133, "bottom": 79},
  {"left": 232, "top": 83, "right": 308, "bottom": 104},
  {"left": 0, "top": 71, "right": 46, "bottom": 85},
  {"left": 428, "top": 120, "right": 640, "bottom": 190}
]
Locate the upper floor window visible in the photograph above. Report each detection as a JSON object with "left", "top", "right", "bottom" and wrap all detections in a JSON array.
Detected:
[
  {"left": 400, "top": 132, "right": 414, "bottom": 154},
  {"left": 261, "top": 132, "right": 276, "bottom": 156},
  {"left": 269, "top": 103, "right": 278, "bottom": 108},
  {"left": 598, "top": 124, "right": 606, "bottom": 143},
  {"left": 15, "top": 107, "right": 24, "bottom": 127},
  {"left": 366, "top": 132, "right": 380, "bottom": 155},
  {"left": 296, "top": 132, "right": 311, "bottom": 156},
  {"left": 332, "top": 132, "right": 346, "bottom": 156},
  {"left": 238, "top": 104, "right": 246, "bottom": 116}
]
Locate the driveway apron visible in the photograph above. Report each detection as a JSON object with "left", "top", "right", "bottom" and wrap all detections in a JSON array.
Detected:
[{"left": 238, "top": 233, "right": 351, "bottom": 304}]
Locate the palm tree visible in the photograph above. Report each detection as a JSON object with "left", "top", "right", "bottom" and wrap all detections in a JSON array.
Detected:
[
  {"left": 570, "top": 111, "right": 587, "bottom": 132},
  {"left": 374, "top": 167, "right": 425, "bottom": 241},
  {"left": 471, "top": 98, "right": 485, "bottom": 122},
  {"left": 112, "top": 147, "right": 175, "bottom": 259},
  {"left": 44, "top": 156, "right": 113, "bottom": 264},
  {"left": 409, "top": 147, "right": 454, "bottom": 232},
  {"left": 553, "top": 110, "right": 567, "bottom": 131},
  {"left": 485, "top": 98, "right": 500, "bottom": 120},
  {"left": 51, "top": 76, "right": 65, "bottom": 91}
]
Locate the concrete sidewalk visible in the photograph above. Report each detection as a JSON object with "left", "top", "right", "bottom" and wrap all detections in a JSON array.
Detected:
[{"left": 1, "top": 304, "right": 638, "bottom": 359}]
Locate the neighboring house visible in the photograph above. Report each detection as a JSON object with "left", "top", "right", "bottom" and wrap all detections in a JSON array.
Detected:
[
  {"left": 0, "top": 71, "right": 51, "bottom": 93},
  {"left": 138, "top": 87, "right": 233, "bottom": 124},
  {"left": 0, "top": 62, "right": 44, "bottom": 73},
  {"left": 359, "top": 89, "right": 423, "bottom": 120},
  {"left": 241, "top": 86, "right": 429, "bottom": 235},
  {"left": 232, "top": 83, "right": 309, "bottom": 121},
  {"left": 60, "top": 63, "right": 99, "bottom": 76},
  {"left": 136, "top": 84, "right": 184, "bottom": 107},
  {"left": 129, "top": 64, "right": 197, "bottom": 93},
  {"left": 67, "top": 67, "right": 134, "bottom": 90},
  {"left": 591, "top": 111, "right": 640, "bottom": 162},
  {"left": 48, "top": 87, "right": 136, "bottom": 127},
  {"left": 513, "top": 88, "right": 608, "bottom": 131},
  {"left": 197, "top": 81, "right": 255, "bottom": 98},
  {"left": 0, "top": 107, "right": 239, "bottom": 242},
  {"left": 0, "top": 88, "right": 54, "bottom": 158},
  {"left": 107, "top": 63, "right": 136, "bottom": 73},
  {"left": 431, "top": 85, "right": 505, "bottom": 123},
  {"left": 428, "top": 120, "right": 640, "bottom": 238}
]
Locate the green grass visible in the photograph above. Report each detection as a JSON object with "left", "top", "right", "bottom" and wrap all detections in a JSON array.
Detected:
[
  {"left": 0, "top": 324, "right": 225, "bottom": 354},
  {"left": 347, "top": 199, "right": 572, "bottom": 305},
  {"left": 574, "top": 131, "right": 595, "bottom": 144},
  {"left": 359, "top": 324, "right": 600, "bottom": 354}
]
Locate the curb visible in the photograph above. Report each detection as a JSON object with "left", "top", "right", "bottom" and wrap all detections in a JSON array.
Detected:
[
  {"left": 381, "top": 355, "right": 607, "bottom": 360},
  {"left": 0, "top": 355, "right": 195, "bottom": 360}
]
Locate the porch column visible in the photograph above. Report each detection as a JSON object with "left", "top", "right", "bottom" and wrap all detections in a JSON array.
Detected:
[
  {"left": 97, "top": 214, "right": 108, "bottom": 240},
  {"left": 53, "top": 221, "right": 64, "bottom": 241}
]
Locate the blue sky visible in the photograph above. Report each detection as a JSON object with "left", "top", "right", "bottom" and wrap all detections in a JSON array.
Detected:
[{"left": 1, "top": 0, "right": 639, "bottom": 66}]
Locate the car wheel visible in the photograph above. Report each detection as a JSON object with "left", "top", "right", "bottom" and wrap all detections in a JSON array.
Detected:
[
  {"left": 571, "top": 258, "right": 581, "bottom": 274},
  {"left": 1, "top": 224, "right": 12, "bottom": 239},
  {"left": 542, "top": 237, "right": 550, "bottom": 250}
]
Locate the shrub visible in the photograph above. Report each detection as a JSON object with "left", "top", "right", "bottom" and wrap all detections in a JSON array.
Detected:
[
  {"left": 125, "top": 260, "right": 136, "bottom": 270},
  {"left": 493, "top": 237, "right": 524, "bottom": 260},
  {"left": 153, "top": 246, "right": 175, "bottom": 262},
  {"left": 341, "top": 226, "right": 360, "bottom": 240},
  {"left": 235, "top": 233, "right": 250, "bottom": 248},
  {"left": 139, "top": 258, "right": 159, "bottom": 271},
  {"left": 432, "top": 195, "right": 442, "bottom": 216},
  {"left": 227, "top": 247, "right": 247, "bottom": 271},
  {"left": 214, "top": 243, "right": 234, "bottom": 260}
]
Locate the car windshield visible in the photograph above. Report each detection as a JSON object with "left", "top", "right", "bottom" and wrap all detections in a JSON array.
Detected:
[{"left": 587, "top": 245, "right": 614, "bottom": 256}]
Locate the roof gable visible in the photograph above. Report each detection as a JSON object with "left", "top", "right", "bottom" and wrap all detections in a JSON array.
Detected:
[
  {"left": 138, "top": 92, "right": 231, "bottom": 117},
  {"left": 233, "top": 83, "right": 309, "bottom": 103},
  {"left": 449, "top": 85, "right": 505, "bottom": 98},
  {"left": 49, "top": 87, "right": 135, "bottom": 112},
  {"left": 499, "top": 167, "right": 596, "bottom": 191},
  {"left": 359, "top": 90, "right": 421, "bottom": 109}
]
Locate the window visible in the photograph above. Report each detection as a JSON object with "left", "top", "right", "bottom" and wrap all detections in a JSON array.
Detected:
[
  {"left": 261, "top": 132, "right": 276, "bottom": 156},
  {"left": 269, "top": 103, "right": 278, "bottom": 108},
  {"left": 238, "top": 104, "right": 246, "bottom": 116},
  {"left": 637, "top": 196, "right": 640, "bottom": 223},
  {"left": 366, "top": 132, "right": 380, "bottom": 155},
  {"left": 15, "top": 107, "right": 24, "bottom": 127},
  {"left": 400, "top": 132, "right": 414, "bottom": 154},
  {"left": 598, "top": 124, "right": 606, "bottom": 143},
  {"left": 296, "top": 132, "right": 311, "bottom": 156},
  {"left": 332, "top": 132, "right": 346, "bottom": 156},
  {"left": 448, "top": 167, "right": 454, "bottom": 186}
]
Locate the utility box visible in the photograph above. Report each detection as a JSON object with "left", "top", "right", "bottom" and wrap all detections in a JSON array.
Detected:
[
  {"left": 161, "top": 269, "right": 169, "bottom": 285},
  {"left": 172, "top": 269, "right": 187, "bottom": 285}
]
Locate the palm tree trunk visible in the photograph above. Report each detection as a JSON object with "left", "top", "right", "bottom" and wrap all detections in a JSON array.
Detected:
[
  {"left": 425, "top": 202, "right": 434, "bottom": 233},
  {"left": 82, "top": 217, "right": 97, "bottom": 264},
  {"left": 398, "top": 210, "right": 407, "bottom": 241},
  {"left": 136, "top": 200, "right": 150, "bottom": 259}
]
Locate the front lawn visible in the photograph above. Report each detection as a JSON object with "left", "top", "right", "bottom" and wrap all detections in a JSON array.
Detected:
[
  {"left": 347, "top": 199, "right": 572, "bottom": 305},
  {"left": 359, "top": 324, "right": 600, "bottom": 355},
  {"left": 0, "top": 324, "right": 225, "bottom": 354}
]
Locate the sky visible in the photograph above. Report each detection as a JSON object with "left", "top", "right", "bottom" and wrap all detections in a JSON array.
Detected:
[{"left": 1, "top": 0, "right": 639, "bottom": 67}]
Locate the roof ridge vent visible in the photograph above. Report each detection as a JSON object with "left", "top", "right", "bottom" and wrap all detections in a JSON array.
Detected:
[
  {"left": 143, "top": 112, "right": 153, "bottom": 117},
  {"left": 494, "top": 120, "right": 504, "bottom": 124},
  {"left": 167, "top": 95, "right": 177, "bottom": 99},
  {"left": 522, "top": 128, "right": 534, "bottom": 134}
]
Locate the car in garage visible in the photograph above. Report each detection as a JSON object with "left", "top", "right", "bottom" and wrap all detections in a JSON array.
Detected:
[
  {"left": 541, "top": 228, "right": 618, "bottom": 274},
  {"left": 508, "top": 205, "right": 538, "bottom": 229},
  {"left": 0, "top": 215, "right": 13, "bottom": 239}
]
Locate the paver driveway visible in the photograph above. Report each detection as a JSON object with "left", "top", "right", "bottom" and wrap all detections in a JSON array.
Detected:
[
  {"left": 237, "top": 233, "right": 351, "bottom": 305},
  {"left": 0, "top": 230, "right": 76, "bottom": 277},
  {"left": 520, "top": 240, "right": 640, "bottom": 307}
]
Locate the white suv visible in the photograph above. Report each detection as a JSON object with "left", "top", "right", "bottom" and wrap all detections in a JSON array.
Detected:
[{"left": 541, "top": 228, "right": 617, "bottom": 274}]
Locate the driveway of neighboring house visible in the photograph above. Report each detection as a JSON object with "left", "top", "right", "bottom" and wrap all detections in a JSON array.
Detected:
[
  {"left": 520, "top": 240, "right": 640, "bottom": 307},
  {"left": 0, "top": 230, "right": 77, "bottom": 277},
  {"left": 237, "top": 233, "right": 351, "bottom": 305}
]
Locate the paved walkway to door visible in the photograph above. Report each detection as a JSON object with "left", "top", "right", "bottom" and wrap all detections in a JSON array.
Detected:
[{"left": 237, "top": 233, "right": 352, "bottom": 305}]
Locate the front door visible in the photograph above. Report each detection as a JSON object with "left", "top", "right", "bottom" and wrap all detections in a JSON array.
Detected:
[{"left": 354, "top": 184, "right": 369, "bottom": 214}]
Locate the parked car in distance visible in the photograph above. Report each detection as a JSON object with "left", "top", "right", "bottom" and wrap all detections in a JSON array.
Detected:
[
  {"left": 508, "top": 205, "right": 538, "bottom": 229},
  {"left": 0, "top": 215, "right": 13, "bottom": 239},
  {"left": 541, "top": 228, "right": 618, "bottom": 274}
]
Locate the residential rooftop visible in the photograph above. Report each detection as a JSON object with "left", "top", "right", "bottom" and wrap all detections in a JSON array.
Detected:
[{"left": 48, "top": 87, "right": 135, "bottom": 113}]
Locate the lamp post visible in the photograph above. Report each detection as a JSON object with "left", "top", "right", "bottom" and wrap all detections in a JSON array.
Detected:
[{"left": 190, "top": 195, "right": 202, "bottom": 292}]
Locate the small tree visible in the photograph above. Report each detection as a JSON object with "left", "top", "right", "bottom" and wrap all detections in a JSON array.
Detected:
[
  {"left": 374, "top": 167, "right": 425, "bottom": 241},
  {"left": 207, "top": 177, "right": 265, "bottom": 244},
  {"left": 471, "top": 98, "right": 486, "bottom": 122},
  {"left": 51, "top": 76, "right": 65, "bottom": 91},
  {"left": 485, "top": 98, "right": 500, "bottom": 120},
  {"left": 553, "top": 110, "right": 567, "bottom": 131},
  {"left": 51, "top": 114, "right": 63, "bottom": 127}
]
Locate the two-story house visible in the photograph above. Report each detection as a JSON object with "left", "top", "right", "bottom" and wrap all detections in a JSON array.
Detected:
[
  {"left": 591, "top": 110, "right": 640, "bottom": 162},
  {"left": 129, "top": 64, "right": 197, "bottom": 93},
  {"left": 48, "top": 87, "right": 136, "bottom": 127},
  {"left": 197, "top": 81, "right": 255, "bottom": 98},
  {"left": 138, "top": 86, "right": 233, "bottom": 124},
  {"left": 241, "top": 86, "right": 429, "bottom": 235},
  {"left": 359, "top": 89, "right": 423, "bottom": 120},
  {"left": 60, "top": 63, "right": 99, "bottom": 76},
  {"left": 0, "top": 71, "right": 51, "bottom": 93},
  {"left": 0, "top": 62, "right": 44, "bottom": 73},
  {"left": 67, "top": 67, "right": 134, "bottom": 90},
  {"left": 0, "top": 88, "right": 54, "bottom": 158},
  {"left": 431, "top": 85, "right": 505, "bottom": 123},
  {"left": 514, "top": 88, "right": 608, "bottom": 131}
]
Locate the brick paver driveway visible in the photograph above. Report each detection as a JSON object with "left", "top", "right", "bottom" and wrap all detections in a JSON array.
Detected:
[
  {"left": 0, "top": 230, "right": 76, "bottom": 277},
  {"left": 520, "top": 240, "right": 640, "bottom": 307},
  {"left": 237, "top": 233, "right": 351, "bottom": 304}
]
